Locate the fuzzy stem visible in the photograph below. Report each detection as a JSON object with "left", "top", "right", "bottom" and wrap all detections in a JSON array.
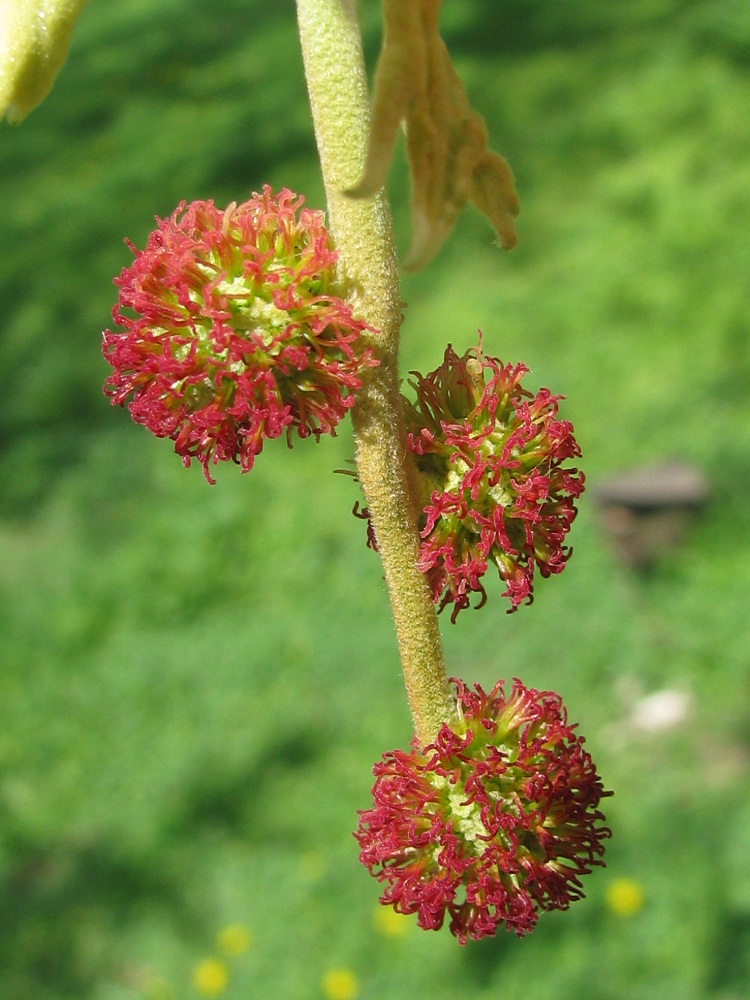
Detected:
[{"left": 296, "top": 0, "right": 454, "bottom": 744}]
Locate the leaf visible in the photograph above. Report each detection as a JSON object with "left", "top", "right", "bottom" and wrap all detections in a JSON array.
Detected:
[
  {"left": 0, "top": 0, "right": 90, "bottom": 124},
  {"left": 348, "top": 0, "right": 519, "bottom": 270}
]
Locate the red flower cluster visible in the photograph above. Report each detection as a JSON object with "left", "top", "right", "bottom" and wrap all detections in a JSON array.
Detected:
[
  {"left": 402, "top": 343, "right": 584, "bottom": 618},
  {"left": 103, "top": 187, "right": 375, "bottom": 482},
  {"left": 356, "top": 678, "right": 611, "bottom": 943}
]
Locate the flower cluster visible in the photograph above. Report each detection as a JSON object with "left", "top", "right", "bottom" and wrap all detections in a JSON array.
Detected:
[
  {"left": 401, "top": 342, "right": 584, "bottom": 618},
  {"left": 103, "top": 187, "right": 375, "bottom": 482},
  {"left": 356, "top": 677, "right": 611, "bottom": 943}
]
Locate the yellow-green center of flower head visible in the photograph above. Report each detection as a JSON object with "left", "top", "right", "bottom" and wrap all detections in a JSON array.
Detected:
[{"left": 431, "top": 773, "right": 491, "bottom": 847}]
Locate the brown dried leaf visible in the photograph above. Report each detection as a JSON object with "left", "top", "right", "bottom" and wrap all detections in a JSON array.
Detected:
[{"left": 348, "top": 0, "right": 519, "bottom": 270}]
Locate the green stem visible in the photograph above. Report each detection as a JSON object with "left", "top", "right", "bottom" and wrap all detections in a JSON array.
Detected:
[{"left": 296, "top": 0, "right": 454, "bottom": 745}]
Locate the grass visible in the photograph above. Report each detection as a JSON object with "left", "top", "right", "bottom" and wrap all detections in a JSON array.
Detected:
[{"left": 1, "top": 0, "right": 750, "bottom": 997}]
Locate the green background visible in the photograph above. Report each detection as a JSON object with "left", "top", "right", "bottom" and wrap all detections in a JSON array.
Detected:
[{"left": 1, "top": 0, "right": 750, "bottom": 997}]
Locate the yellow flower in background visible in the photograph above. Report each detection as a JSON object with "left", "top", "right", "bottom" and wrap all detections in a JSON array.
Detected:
[
  {"left": 606, "top": 878, "right": 645, "bottom": 917},
  {"left": 321, "top": 967, "right": 359, "bottom": 1000},
  {"left": 0, "top": 0, "right": 89, "bottom": 123},
  {"left": 192, "top": 958, "right": 229, "bottom": 997},
  {"left": 372, "top": 903, "right": 411, "bottom": 938},
  {"left": 216, "top": 923, "right": 252, "bottom": 956}
]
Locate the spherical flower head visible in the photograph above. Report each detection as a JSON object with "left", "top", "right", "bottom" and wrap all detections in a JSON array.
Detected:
[
  {"left": 402, "top": 341, "right": 584, "bottom": 618},
  {"left": 356, "top": 677, "right": 611, "bottom": 944},
  {"left": 102, "top": 186, "right": 376, "bottom": 483}
]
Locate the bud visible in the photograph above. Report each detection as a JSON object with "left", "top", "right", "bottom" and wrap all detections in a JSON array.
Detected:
[
  {"left": 0, "top": 0, "right": 89, "bottom": 124},
  {"left": 103, "top": 187, "right": 376, "bottom": 483},
  {"left": 402, "top": 342, "right": 584, "bottom": 618},
  {"left": 356, "top": 677, "right": 611, "bottom": 943}
]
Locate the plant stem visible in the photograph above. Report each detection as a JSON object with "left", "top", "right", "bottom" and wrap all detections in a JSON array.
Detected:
[{"left": 296, "top": 0, "right": 454, "bottom": 745}]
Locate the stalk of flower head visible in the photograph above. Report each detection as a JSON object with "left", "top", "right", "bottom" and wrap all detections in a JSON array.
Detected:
[
  {"left": 95, "top": 0, "right": 610, "bottom": 942},
  {"left": 296, "top": 0, "right": 610, "bottom": 944},
  {"left": 296, "top": 0, "right": 455, "bottom": 744}
]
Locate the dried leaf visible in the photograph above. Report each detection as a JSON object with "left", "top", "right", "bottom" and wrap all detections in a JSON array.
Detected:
[{"left": 348, "top": 0, "right": 519, "bottom": 269}]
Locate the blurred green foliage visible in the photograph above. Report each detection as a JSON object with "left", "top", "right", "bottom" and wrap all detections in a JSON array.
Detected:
[{"left": 1, "top": 0, "right": 750, "bottom": 997}]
